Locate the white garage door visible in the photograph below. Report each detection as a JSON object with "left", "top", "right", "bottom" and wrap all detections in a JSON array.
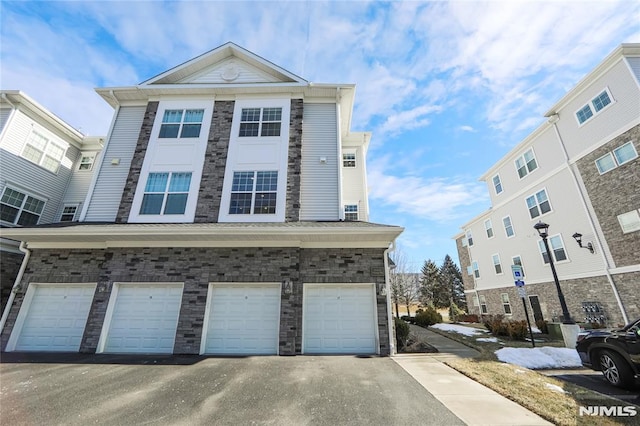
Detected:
[
  {"left": 102, "top": 284, "right": 183, "bottom": 354},
  {"left": 204, "top": 284, "right": 280, "bottom": 355},
  {"left": 11, "top": 284, "right": 95, "bottom": 352},
  {"left": 303, "top": 284, "right": 377, "bottom": 354}
]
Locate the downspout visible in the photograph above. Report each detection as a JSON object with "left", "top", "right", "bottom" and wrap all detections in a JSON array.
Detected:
[
  {"left": 336, "top": 88, "right": 344, "bottom": 220},
  {"left": 384, "top": 241, "right": 396, "bottom": 355},
  {"left": 0, "top": 241, "right": 31, "bottom": 335},
  {"left": 548, "top": 115, "right": 628, "bottom": 324}
]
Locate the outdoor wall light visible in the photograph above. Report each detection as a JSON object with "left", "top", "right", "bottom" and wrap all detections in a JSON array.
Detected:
[
  {"left": 282, "top": 279, "right": 293, "bottom": 295},
  {"left": 377, "top": 282, "right": 387, "bottom": 296},
  {"left": 572, "top": 232, "right": 595, "bottom": 254}
]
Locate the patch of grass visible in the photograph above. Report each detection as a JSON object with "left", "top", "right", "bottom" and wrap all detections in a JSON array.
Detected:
[{"left": 428, "top": 325, "right": 638, "bottom": 426}]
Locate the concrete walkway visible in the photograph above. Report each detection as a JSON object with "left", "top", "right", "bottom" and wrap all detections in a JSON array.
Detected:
[{"left": 394, "top": 325, "right": 553, "bottom": 426}]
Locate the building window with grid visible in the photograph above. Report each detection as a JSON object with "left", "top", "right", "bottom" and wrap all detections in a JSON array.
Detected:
[
  {"left": 595, "top": 141, "right": 638, "bottom": 174},
  {"left": 479, "top": 295, "right": 488, "bottom": 314},
  {"left": 343, "top": 153, "right": 356, "bottom": 167},
  {"left": 492, "top": 174, "right": 503, "bottom": 194},
  {"left": 538, "top": 234, "right": 567, "bottom": 264},
  {"left": 471, "top": 261, "right": 480, "bottom": 278},
  {"left": 159, "top": 109, "right": 204, "bottom": 138},
  {"left": 60, "top": 205, "right": 78, "bottom": 222},
  {"left": 466, "top": 230, "right": 474, "bottom": 246},
  {"left": 344, "top": 204, "right": 358, "bottom": 221},
  {"left": 526, "top": 189, "right": 551, "bottom": 219},
  {"left": 512, "top": 256, "right": 525, "bottom": 277},
  {"left": 576, "top": 88, "right": 614, "bottom": 125},
  {"left": 503, "top": 216, "right": 515, "bottom": 237},
  {"left": 239, "top": 107, "right": 282, "bottom": 137},
  {"left": 78, "top": 153, "right": 96, "bottom": 171},
  {"left": 22, "top": 130, "right": 66, "bottom": 173},
  {"left": 0, "top": 187, "right": 45, "bottom": 226},
  {"left": 139, "top": 172, "right": 192, "bottom": 215},
  {"left": 617, "top": 210, "right": 640, "bottom": 234},
  {"left": 484, "top": 219, "right": 494, "bottom": 238},
  {"left": 492, "top": 254, "right": 503, "bottom": 274},
  {"left": 229, "top": 171, "right": 278, "bottom": 215},
  {"left": 515, "top": 148, "right": 538, "bottom": 179},
  {"left": 501, "top": 293, "right": 512, "bottom": 315}
]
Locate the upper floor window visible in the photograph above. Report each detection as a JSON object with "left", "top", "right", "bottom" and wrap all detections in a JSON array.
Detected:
[
  {"left": 466, "top": 230, "right": 474, "bottom": 246},
  {"left": 484, "top": 219, "right": 494, "bottom": 238},
  {"left": 492, "top": 174, "right": 503, "bottom": 194},
  {"left": 229, "top": 171, "right": 278, "bottom": 215},
  {"left": 595, "top": 141, "right": 638, "bottom": 174},
  {"left": 78, "top": 153, "right": 96, "bottom": 171},
  {"left": 471, "top": 261, "right": 480, "bottom": 278},
  {"left": 515, "top": 149, "right": 537, "bottom": 179},
  {"left": 140, "top": 172, "right": 192, "bottom": 215},
  {"left": 22, "top": 130, "right": 66, "bottom": 173},
  {"left": 239, "top": 107, "right": 282, "bottom": 137},
  {"left": 503, "top": 216, "right": 515, "bottom": 237},
  {"left": 526, "top": 189, "right": 551, "bottom": 219},
  {"left": 159, "top": 109, "right": 204, "bottom": 138},
  {"left": 343, "top": 152, "right": 356, "bottom": 167},
  {"left": 576, "top": 88, "right": 613, "bottom": 125},
  {"left": 60, "top": 205, "right": 78, "bottom": 222},
  {"left": 538, "top": 234, "right": 567, "bottom": 264},
  {"left": 344, "top": 204, "right": 358, "bottom": 221},
  {"left": 492, "top": 254, "right": 503, "bottom": 274},
  {"left": 0, "top": 187, "right": 45, "bottom": 226},
  {"left": 617, "top": 209, "right": 640, "bottom": 234},
  {"left": 512, "top": 255, "right": 525, "bottom": 278}
]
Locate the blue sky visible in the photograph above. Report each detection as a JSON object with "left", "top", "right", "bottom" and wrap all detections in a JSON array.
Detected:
[{"left": 1, "top": 1, "right": 638, "bottom": 271}]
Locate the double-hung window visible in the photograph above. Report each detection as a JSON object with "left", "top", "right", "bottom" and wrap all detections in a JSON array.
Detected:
[
  {"left": 515, "top": 148, "right": 537, "bottom": 179},
  {"left": 501, "top": 294, "right": 512, "bottom": 315},
  {"left": 492, "top": 254, "right": 502, "bottom": 274},
  {"left": 466, "top": 230, "right": 474, "bottom": 246},
  {"left": 229, "top": 171, "right": 278, "bottom": 215},
  {"left": 576, "top": 89, "right": 613, "bottom": 125},
  {"left": 60, "top": 205, "right": 78, "bottom": 222},
  {"left": 0, "top": 187, "right": 45, "bottom": 226},
  {"left": 239, "top": 107, "right": 282, "bottom": 137},
  {"left": 471, "top": 261, "right": 480, "bottom": 278},
  {"left": 503, "top": 216, "right": 515, "bottom": 237},
  {"left": 159, "top": 109, "right": 205, "bottom": 138},
  {"left": 479, "top": 295, "right": 488, "bottom": 314},
  {"left": 78, "top": 153, "right": 96, "bottom": 171},
  {"left": 22, "top": 130, "right": 66, "bottom": 173},
  {"left": 596, "top": 142, "right": 638, "bottom": 174},
  {"left": 512, "top": 256, "right": 525, "bottom": 278},
  {"left": 343, "top": 152, "right": 356, "bottom": 167},
  {"left": 140, "top": 172, "right": 192, "bottom": 215},
  {"left": 526, "top": 189, "right": 551, "bottom": 219},
  {"left": 538, "top": 234, "right": 567, "bottom": 264},
  {"left": 492, "top": 174, "right": 503, "bottom": 194},
  {"left": 344, "top": 204, "right": 358, "bottom": 221},
  {"left": 484, "top": 219, "right": 494, "bottom": 238}
]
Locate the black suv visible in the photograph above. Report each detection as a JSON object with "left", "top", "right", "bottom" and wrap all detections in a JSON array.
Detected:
[{"left": 576, "top": 317, "right": 640, "bottom": 389}]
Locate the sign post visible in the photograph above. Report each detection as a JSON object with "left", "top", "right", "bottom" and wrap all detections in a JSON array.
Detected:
[{"left": 512, "top": 266, "right": 535, "bottom": 348}]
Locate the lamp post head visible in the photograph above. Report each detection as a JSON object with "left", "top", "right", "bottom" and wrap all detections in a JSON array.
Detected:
[
  {"left": 534, "top": 221, "right": 549, "bottom": 238},
  {"left": 572, "top": 232, "right": 583, "bottom": 246}
]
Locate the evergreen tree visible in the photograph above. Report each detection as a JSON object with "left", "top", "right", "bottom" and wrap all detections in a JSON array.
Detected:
[
  {"left": 440, "top": 254, "right": 467, "bottom": 311},
  {"left": 418, "top": 259, "right": 442, "bottom": 308}
]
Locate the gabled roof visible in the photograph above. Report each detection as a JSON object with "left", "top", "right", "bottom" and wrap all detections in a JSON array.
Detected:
[{"left": 141, "top": 42, "right": 308, "bottom": 86}]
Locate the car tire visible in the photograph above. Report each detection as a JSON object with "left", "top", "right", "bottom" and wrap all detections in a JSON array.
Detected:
[{"left": 597, "top": 349, "right": 634, "bottom": 389}]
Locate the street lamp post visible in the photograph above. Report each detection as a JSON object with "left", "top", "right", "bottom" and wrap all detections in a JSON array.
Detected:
[{"left": 534, "top": 221, "right": 574, "bottom": 324}]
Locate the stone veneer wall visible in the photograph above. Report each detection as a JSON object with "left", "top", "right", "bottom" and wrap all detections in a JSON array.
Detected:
[
  {"left": 194, "top": 101, "right": 234, "bottom": 222},
  {"left": 471, "top": 274, "right": 632, "bottom": 327},
  {"left": 0, "top": 251, "right": 23, "bottom": 312},
  {"left": 1, "top": 247, "right": 390, "bottom": 356},
  {"left": 115, "top": 101, "right": 159, "bottom": 223},
  {"left": 455, "top": 237, "right": 473, "bottom": 293},
  {"left": 576, "top": 124, "right": 640, "bottom": 267},
  {"left": 286, "top": 99, "right": 303, "bottom": 222}
]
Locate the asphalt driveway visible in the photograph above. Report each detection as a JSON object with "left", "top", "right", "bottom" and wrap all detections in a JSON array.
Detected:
[{"left": 0, "top": 353, "right": 464, "bottom": 426}]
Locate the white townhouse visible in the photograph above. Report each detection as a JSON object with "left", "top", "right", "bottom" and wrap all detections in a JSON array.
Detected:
[
  {"left": 0, "top": 91, "right": 103, "bottom": 311},
  {"left": 0, "top": 43, "right": 403, "bottom": 356},
  {"left": 455, "top": 44, "right": 640, "bottom": 327}
]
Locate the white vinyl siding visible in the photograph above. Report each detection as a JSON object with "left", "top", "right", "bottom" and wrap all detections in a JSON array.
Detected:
[
  {"left": 0, "top": 107, "right": 11, "bottom": 132},
  {"left": 84, "top": 106, "right": 146, "bottom": 221},
  {"left": 300, "top": 103, "right": 339, "bottom": 220}
]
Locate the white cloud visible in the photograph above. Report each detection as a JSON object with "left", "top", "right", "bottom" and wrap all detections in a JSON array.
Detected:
[{"left": 459, "top": 125, "right": 476, "bottom": 133}]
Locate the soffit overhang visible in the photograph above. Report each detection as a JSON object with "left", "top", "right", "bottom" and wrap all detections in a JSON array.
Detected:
[{"left": 0, "top": 222, "right": 404, "bottom": 250}]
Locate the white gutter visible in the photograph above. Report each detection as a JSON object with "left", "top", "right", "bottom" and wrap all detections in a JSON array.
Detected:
[
  {"left": 549, "top": 115, "right": 628, "bottom": 324},
  {"left": 0, "top": 242, "right": 31, "bottom": 335},
  {"left": 336, "top": 88, "right": 344, "bottom": 220},
  {"left": 384, "top": 241, "right": 396, "bottom": 355}
]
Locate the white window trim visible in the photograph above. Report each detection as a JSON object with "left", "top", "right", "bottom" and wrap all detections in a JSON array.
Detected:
[
  {"left": 525, "top": 188, "right": 552, "bottom": 220},
  {"left": 617, "top": 209, "right": 640, "bottom": 234},
  {"left": 492, "top": 253, "right": 503, "bottom": 275},
  {"left": 78, "top": 152, "right": 96, "bottom": 171},
  {"left": 502, "top": 215, "right": 515, "bottom": 238},
  {"left": 343, "top": 203, "right": 359, "bottom": 221},
  {"left": 0, "top": 186, "right": 47, "bottom": 226},
  {"left": 538, "top": 233, "right": 570, "bottom": 265},
  {"left": 595, "top": 141, "right": 638, "bottom": 175},
  {"left": 514, "top": 148, "right": 538, "bottom": 180},
  {"left": 471, "top": 261, "right": 480, "bottom": 279},
  {"left": 512, "top": 255, "right": 525, "bottom": 278},
  {"left": 479, "top": 294, "right": 488, "bottom": 314},
  {"left": 342, "top": 150, "right": 357, "bottom": 168},
  {"left": 60, "top": 203, "right": 79, "bottom": 222},
  {"left": 501, "top": 293, "right": 512, "bottom": 315},
  {"left": 484, "top": 219, "right": 494, "bottom": 239},
  {"left": 466, "top": 230, "right": 474, "bottom": 247},
  {"left": 575, "top": 87, "right": 615, "bottom": 127},
  {"left": 492, "top": 174, "right": 503, "bottom": 195},
  {"left": 21, "top": 128, "right": 68, "bottom": 174}
]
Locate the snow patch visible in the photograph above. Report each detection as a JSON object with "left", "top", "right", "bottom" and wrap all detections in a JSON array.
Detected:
[
  {"left": 545, "top": 383, "right": 566, "bottom": 393},
  {"left": 432, "top": 323, "right": 488, "bottom": 336},
  {"left": 495, "top": 346, "right": 582, "bottom": 369},
  {"left": 476, "top": 337, "right": 499, "bottom": 343}
]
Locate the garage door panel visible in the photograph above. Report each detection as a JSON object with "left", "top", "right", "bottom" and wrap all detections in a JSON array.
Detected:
[
  {"left": 204, "top": 285, "right": 280, "bottom": 355},
  {"left": 303, "top": 285, "right": 377, "bottom": 354},
  {"left": 14, "top": 285, "right": 95, "bottom": 352}
]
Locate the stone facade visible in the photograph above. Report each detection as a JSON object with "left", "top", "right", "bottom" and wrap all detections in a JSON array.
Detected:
[
  {"left": 1, "top": 247, "right": 390, "bottom": 356},
  {"left": 286, "top": 99, "right": 303, "bottom": 222},
  {"left": 467, "top": 273, "right": 631, "bottom": 327},
  {"left": 115, "top": 101, "right": 159, "bottom": 223},
  {"left": 0, "top": 251, "right": 23, "bottom": 312},
  {"left": 455, "top": 237, "right": 472, "bottom": 293},
  {"left": 576, "top": 124, "right": 640, "bottom": 267}
]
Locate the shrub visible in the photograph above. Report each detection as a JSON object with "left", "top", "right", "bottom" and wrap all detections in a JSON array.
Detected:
[
  {"left": 414, "top": 306, "right": 442, "bottom": 327},
  {"left": 483, "top": 315, "right": 506, "bottom": 334},
  {"left": 449, "top": 302, "right": 465, "bottom": 323},
  {"left": 506, "top": 320, "right": 529, "bottom": 340},
  {"left": 483, "top": 315, "right": 530, "bottom": 341},
  {"left": 535, "top": 319, "right": 548, "bottom": 334},
  {"left": 458, "top": 314, "right": 479, "bottom": 323},
  {"left": 394, "top": 318, "right": 410, "bottom": 349}
]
